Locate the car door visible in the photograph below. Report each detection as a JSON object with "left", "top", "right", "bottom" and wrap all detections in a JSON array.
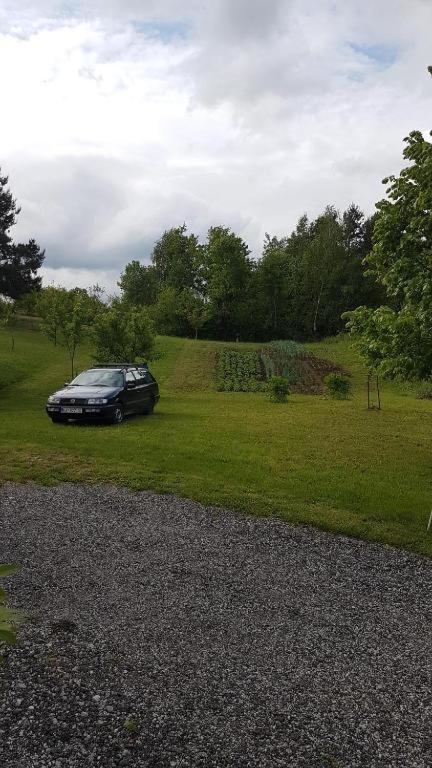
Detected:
[
  {"left": 134, "top": 368, "right": 154, "bottom": 411},
  {"left": 124, "top": 369, "right": 140, "bottom": 414}
]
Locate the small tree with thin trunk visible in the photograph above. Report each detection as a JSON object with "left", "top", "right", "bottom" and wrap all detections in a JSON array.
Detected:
[
  {"left": 40, "top": 288, "right": 100, "bottom": 378},
  {"left": 178, "top": 289, "right": 210, "bottom": 339}
]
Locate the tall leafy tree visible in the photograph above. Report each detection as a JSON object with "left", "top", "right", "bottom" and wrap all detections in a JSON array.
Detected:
[
  {"left": 202, "top": 226, "right": 253, "bottom": 340},
  {"left": 118, "top": 261, "right": 158, "bottom": 306},
  {"left": 151, "top": 224, "right": 201, "bottom": 291},
  {"left": 151, "top": 285, "right": 185, "bottom": 336},
  {"left": 0, "top": 168, "right": 45, "bottom": 299},
  {"left": 301, "top": 207, "right": 346, "bottom": 336},
  {"left": 346, "top": 123, "right": 432, "bottom": 378},
  {"left": 257, "top": 234, "right": 290, "bottom": 335}
]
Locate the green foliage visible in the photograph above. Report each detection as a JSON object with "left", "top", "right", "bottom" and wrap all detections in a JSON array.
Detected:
[
  {"left": 0, "top": 564, "right": 23, "bottom": 660},
  {"left": 178, "top": 289, "right": 210, "bottom": 339},
  {"left": 346, "top": 115, "right": 432, "bottom": 380},
  {"left": 0, "top": 299, "right": 16, "bottom": 351},
  {"left": 261, "top": 339, "right": 307, "bottom": 383},
  {"left": 152, "top": 224, "right": 201, "bottom": 291},
  {"left": 118, "top": 261, "right": 158, "bottom": 306},
  {"left": 202, "top": 226, "right": 252, "bottom": 339},
  {"left": 93, "top": 302, "right": 155, "bottom": 363},
  {"left": 268, "top": 375, "right": 290, "bottom": 402},
  {"left": 324, "top": 373, "right": 352, "bottom": 399},
  {"left": 217, "top": 348, "right": 265, "bottom": 391},
  {"left": 39, "top": 287, "right": 105, "bottom": 377},
  {"left": 151, "top": 286, "right": 184, "bottom": 336},
  {"left": 117, "top": 198, "right": 382, "bottom": 345},
  {"left": 0, "top": 167, "right": 45, "bottom": 300}
]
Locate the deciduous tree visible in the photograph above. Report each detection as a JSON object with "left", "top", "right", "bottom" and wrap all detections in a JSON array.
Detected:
[{"left": 346, "top": 124, "right": 432, "bottom": 379}]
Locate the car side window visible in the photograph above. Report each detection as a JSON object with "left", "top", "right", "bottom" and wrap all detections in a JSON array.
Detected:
[
  {"left": 139, "top": 369, "right": 153, "bottom": 383},
  {"left": 125, "top": 370, "right": 137, "bottom": 383}
]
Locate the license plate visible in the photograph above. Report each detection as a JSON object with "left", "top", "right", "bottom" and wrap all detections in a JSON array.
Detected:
[{"left": 61, "top": 406, "right": 83, "bottom": 414}]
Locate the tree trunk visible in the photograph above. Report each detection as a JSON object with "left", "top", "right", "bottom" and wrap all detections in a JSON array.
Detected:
[
  {"left": 273, "top": 289, "right": 277, "bottom": 330},
  {"left": 313, "top": 281, "right": 324, "bottom": 336},
  {"left": 195, "top": 327, "right": 198, "bottom": 340}
]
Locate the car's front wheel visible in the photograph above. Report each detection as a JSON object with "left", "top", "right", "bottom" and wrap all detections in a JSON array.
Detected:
[{"left": 111, "top": 404, "right": 124, "bottom": 425}]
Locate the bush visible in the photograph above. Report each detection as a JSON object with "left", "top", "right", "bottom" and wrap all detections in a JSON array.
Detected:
[
  {"left": 268, "top": 376, "right": 290, "bottom": 402},
  {"left": 416, "top": 381, "right": 432, "bottom": 400},
  {"left": 324, "top": 373, "right": 351, "bottom": 399}
]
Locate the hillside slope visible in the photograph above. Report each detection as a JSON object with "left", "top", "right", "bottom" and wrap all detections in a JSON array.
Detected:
[{"left": 1, "top": 328, "right": 432, "bottom": 556}]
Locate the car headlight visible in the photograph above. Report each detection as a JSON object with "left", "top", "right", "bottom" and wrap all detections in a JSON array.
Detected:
[
  {"left": 87, "top": 398, "right": 108, "bottom": 405},
  {"left": 48, "top": 395, "right": 61, "bottom": 404}
]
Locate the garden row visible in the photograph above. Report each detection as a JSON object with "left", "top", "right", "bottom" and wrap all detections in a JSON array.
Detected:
[{"left": 216, "top": 341, "right": 351, "bottom": 399}]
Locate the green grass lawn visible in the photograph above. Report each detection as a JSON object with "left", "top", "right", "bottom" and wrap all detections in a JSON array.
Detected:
[{"left": 1, "top": 328, "right": 432, "bottom": 556}]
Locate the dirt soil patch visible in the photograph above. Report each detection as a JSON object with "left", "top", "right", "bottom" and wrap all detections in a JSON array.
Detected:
[{"left": 290, "top": 354, "right": 348, "bottom": 394}]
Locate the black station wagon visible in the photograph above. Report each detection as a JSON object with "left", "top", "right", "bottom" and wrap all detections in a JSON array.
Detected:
[{"left": 46, "top": 364, "right": 159, "bottom": 424}]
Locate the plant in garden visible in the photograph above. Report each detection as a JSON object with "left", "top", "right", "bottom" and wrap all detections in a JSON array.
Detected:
[
  {"left": 261, "top": 339, "right": 309, "bottom": 383},
  {"left": 0, "top": 563, "right": 23, "bottom": 661},
  {"left": 216, "top": 349, "right": 266, "bottom": 391},
  {"left": 324, "top": 373, "right": 352, "bottom": 399},
  {"left": 268, "top": 375, "right": 290, "bottom": 402},
  {"left": 416, "top": 381, "right": 432, "bottom": 399}
]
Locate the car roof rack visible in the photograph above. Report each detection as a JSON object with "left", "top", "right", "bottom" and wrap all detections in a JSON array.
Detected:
[{"left": 93, "top": 362, "right": 148, "bottom": 369}]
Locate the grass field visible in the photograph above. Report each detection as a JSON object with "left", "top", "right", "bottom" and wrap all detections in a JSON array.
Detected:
[{"left": 1, "top": 328, "right": 432, "bottom": 556}]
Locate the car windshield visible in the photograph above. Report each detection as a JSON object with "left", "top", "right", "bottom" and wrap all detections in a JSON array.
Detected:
[{"left": 70, "top": 369, "right": 124, "bottom": 387}]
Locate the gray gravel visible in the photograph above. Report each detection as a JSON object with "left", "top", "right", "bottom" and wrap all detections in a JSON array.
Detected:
[{"left": 1, "top": 483, "right": 432, "bottom": 768}]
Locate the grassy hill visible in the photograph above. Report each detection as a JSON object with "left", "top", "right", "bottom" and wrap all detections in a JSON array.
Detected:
[{"left": 1, "top": 328, "right": 432, "bottom": 556}]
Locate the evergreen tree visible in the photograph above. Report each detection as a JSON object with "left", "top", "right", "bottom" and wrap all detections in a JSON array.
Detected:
[{"left": 0, "top": 168, "right": 44, "bottom": 299}]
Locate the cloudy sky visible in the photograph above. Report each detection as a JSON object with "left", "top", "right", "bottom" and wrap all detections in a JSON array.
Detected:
[{"left": 1, "top": 0, "right": 431, "bottom": 294}]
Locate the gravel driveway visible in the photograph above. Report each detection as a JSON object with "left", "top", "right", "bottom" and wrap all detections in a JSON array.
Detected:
[{"left": 1, "top": 483, "right": 431, "bottom": 768}]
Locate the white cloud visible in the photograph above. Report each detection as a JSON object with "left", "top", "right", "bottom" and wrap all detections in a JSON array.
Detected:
[{"left": 0, "top": 0, "right": 431, "bottom": 289}]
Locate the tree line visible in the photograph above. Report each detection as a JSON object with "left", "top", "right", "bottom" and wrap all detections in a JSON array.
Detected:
[
  {"left": 1, "top": 66, "right": 431, "bottom": 381},
  {"left": 118, "top": 207, "right": 383, "bottom": 342}
]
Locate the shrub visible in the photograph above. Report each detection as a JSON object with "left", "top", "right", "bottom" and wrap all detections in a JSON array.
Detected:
[
  {"left": 416, "top": 381, "right": 432, "bottom": 400},
  {"left": 324, "top": 373, "right": 351, "bottom": 399},
  {"left": 268, "top": 376, "right": 290, "bottom": 402},
  {"left": 217, "top": 349, "right": 266, "bottom": 392}
]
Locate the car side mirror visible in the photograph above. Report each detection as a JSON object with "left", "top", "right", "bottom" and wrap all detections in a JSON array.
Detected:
[
  {"left": 64, "top": 381, "right": 70, "bottom": 386},
  {"left": 126, "top": 381, "right": 136, "bottom": 389}
]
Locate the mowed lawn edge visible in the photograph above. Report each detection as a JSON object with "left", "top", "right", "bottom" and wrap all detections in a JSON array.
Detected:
[{"left": 1, "top": 329, "right": 432, "bottom": 556}]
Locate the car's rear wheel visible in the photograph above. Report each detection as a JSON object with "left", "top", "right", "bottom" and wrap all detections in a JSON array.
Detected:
[
  {"left": 142, "top": 397, "right": 155, "bottom": 415},
  {"left": 111, "top": 404, "right": 124, "bottom": 424}
]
